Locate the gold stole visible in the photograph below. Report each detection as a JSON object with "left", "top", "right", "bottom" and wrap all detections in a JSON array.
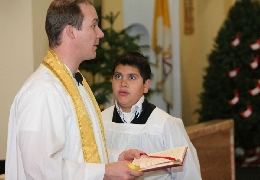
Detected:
[{"left": 42, "top": 49, "right": 108, "bottom": 163}]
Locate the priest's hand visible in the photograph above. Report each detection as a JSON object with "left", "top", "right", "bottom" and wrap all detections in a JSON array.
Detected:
[{"left": 104, "top": 161, "right": 144, "bottom": 180}]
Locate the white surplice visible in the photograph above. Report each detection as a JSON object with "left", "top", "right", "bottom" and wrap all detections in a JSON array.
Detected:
[
  {"left": 102, "top": 106, "right": 202, "bottom": 180},
  {"left": 5, "top": 64, "right": 107, "bottom": 180}
]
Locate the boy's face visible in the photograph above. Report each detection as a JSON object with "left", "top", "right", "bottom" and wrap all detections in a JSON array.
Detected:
[{"left": 112, "top": 64, "right": 151, "bottom": 112}]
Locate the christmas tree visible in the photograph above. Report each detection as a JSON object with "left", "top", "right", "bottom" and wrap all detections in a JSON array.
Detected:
[{"left": 197, "top": 0, "right": 260, "bottom": 149}]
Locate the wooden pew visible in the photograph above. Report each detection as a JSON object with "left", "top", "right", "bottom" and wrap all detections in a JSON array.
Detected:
[{"left": 186, "top": 119, "right": 235, "bottom": 180}]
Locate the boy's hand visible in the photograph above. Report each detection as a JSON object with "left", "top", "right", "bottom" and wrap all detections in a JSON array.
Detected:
[{"left": 118, "top": 149, "right": 145, "bottom": 161}]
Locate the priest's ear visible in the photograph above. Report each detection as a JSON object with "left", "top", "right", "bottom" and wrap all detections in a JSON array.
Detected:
[
  {"left": 143, "top": 79, "right": 151, "bottom": 94},
  {"left": 65, "top": 25, "right": 75, "bottom": 39}
]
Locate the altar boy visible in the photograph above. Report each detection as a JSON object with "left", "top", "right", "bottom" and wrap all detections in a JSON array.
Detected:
[{"left": 101, "top": 51, "right": 202, "bottom": 180}]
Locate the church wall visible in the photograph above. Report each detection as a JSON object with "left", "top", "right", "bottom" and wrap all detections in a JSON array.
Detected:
[
  {"left": 0, "top": 0, "right": 51, "bottom": 160},
  {"left": 0, "top": 0, "right": 34, "bottom": 160},
  {"left": 180, "top": 0, "right": 234, "bottom": 125}
]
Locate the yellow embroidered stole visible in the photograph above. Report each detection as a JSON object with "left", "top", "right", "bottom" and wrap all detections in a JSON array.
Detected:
[{"left": 42, "top": 49, "right": 108, "bottom": 163}]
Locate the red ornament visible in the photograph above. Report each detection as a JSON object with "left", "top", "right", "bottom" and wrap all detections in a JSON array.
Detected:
[
  {"left": 240, "top": 104, "right": 252, "bottom": 118},
  {"left": 249, "top": 84, "right": 260, "bottom": 96},
  {"left": 231, "top": 33, "right": 240, "bottom": 46},
  {"left": 250, "top": 38, "right": 260, "bottom": 50},
  {"left": 249, "top": 55, "right": 259, "bottom": 69},
  {"left": 229, "top": 91, "right": 239, "bottom": 105},
  {"left": 228, "top": 67, "right": 240, "bottom": 78}
]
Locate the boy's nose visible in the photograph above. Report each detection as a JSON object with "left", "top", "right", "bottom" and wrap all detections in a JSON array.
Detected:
[{"left": 120, "top": 80, "right": 128, "bottom": 87}]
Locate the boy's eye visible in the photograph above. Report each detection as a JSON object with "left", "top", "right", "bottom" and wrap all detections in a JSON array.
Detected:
[
  {"left": 114, "top": 74, "right": 121, "bottom": 79},
  {"left": 129, "top": 75, "right": 136, "bottom": 80}
]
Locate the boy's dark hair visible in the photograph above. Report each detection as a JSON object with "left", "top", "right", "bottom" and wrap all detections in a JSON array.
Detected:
[{"left": 112, "top": 51, "right": 151, "bottom": 83}]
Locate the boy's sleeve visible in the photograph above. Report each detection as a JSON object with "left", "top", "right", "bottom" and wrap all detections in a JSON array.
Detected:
[{"left": 164, "top": 117, "right": 202, "bottom": 180}]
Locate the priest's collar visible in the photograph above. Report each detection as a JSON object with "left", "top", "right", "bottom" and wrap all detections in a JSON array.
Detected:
[
  {"left": 63, "top": 64, "right": 82, "bottom": 86},
  {"left": 74, "top": 72, "right": 83, "bottom": 86},
  {"left": 115, "top": 96, "right": 144, "bottom": 123}
]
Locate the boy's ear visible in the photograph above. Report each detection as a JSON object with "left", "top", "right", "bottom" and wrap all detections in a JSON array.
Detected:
[{"left": 143, "top": 79, "right": 151, "bottom": 94}]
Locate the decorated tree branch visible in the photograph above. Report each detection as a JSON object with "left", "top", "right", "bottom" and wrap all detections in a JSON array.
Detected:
[{"left": 197, "top": 0, "right": 260, "bottom": 152}]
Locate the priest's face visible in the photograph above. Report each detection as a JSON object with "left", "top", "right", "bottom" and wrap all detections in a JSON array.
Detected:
[
  {"left": 74, "top": 4, "right": 104, "bottom": 62},
  {"left": 112, "top": 64, "right": 151, "bottom": 112}
]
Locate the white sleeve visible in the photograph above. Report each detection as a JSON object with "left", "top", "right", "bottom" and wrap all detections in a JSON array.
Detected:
[
  {"left": 16, "top": 82, "right": 105, "bottom": 180},
  {"left": 19, "top": 132, "right": 105, "bottom": 180},
  {"left": 163, "top": 117, "right": 202, "bottom": 180}
]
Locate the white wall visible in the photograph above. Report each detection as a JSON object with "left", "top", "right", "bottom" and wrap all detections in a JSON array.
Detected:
[
  {"left": 0, "top": 0, "right": 51, "bottom": 160},
  {"left": 32, "top": 0, "right": 52, "bottom": 69},
  {"left": 0, "top": 0, "right": 34, "bottom": 160},
  {"left": 123, "top": 0, "right": 181, "bottom": 118}
]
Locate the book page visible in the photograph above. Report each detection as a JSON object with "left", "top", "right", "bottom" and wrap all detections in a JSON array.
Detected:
[
  {"left": 133, "top": 157, "right": 171, "bottom": 168},
  {"left": 149, "top": 146, "right": 187, "bottom": 161},
  {"left": 132, "top": 146, "right": 187, "bottom": 169}
]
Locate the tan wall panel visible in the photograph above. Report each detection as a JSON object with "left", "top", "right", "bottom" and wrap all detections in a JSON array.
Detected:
[
  {"left": 180, "top": 0, "right": 234, "bottom": 126},
  {"left": 0, "top": 0, "right": 52, "bottom": 160},
  {"left": 102, "top": 0, "right": 123, "bottom": 30}
]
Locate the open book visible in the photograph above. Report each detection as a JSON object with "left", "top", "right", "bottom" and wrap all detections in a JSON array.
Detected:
[{"left": 128, "top": 146, "right": 188, "bottom": 172}]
